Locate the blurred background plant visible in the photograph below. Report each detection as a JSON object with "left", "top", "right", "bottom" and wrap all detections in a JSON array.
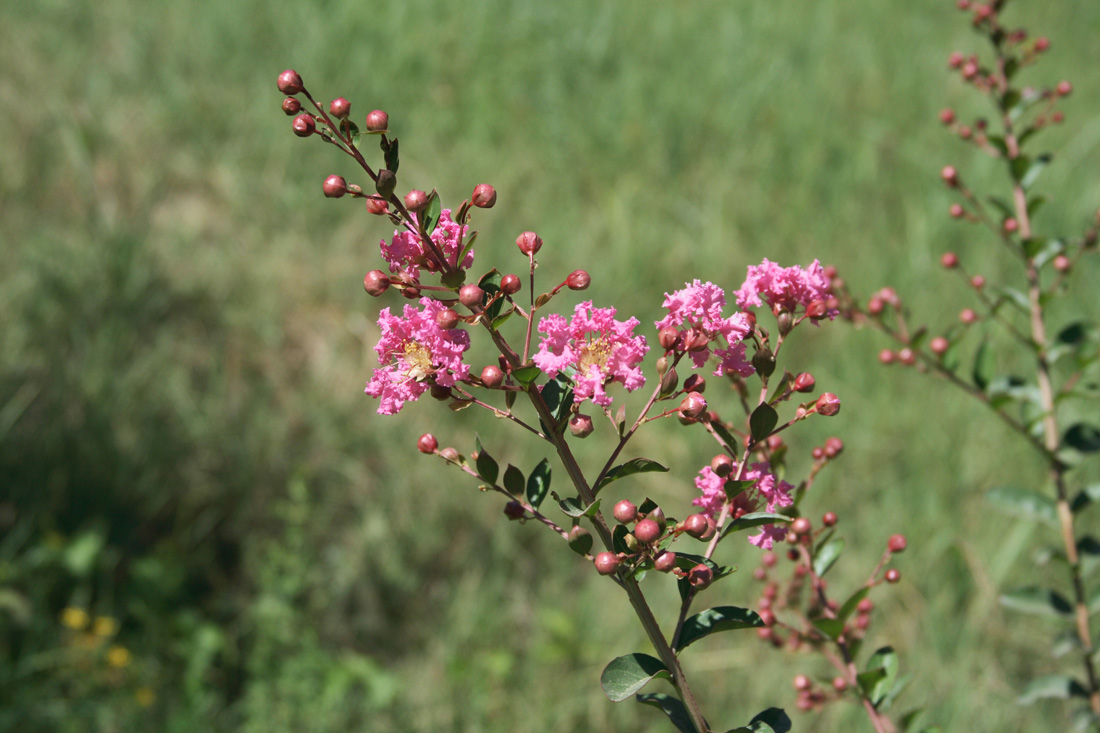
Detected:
[{"left": 1, "top": 0, "right": 1099, "bottom": 730}]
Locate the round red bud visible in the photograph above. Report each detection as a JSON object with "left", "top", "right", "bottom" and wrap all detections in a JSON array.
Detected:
[
  {"left": 568, "top": 413, "right": 594, "bottom": 438},
  {"left": 1053, "top": 255, "right": 1071, "bottom": 272},
  {"left": 471, "top": 183, "right": 497, "bottom": 208},
  {"left": 888, "top": 534, "right": 908, "bottom": 553},
  {"left": 679, "top": 393, "right": 708, "bottom": 420},
  {"left": 791, "top": 517, "right": 812, "bottom": 536},
  {"left": 504, "top": 501, "right": 525, "bottom": 520},
  {"left": 941, "top": 252, "right": 959, "bottom": 268},
  {"left": 793, "top": 372, "right": 815, "bottom": 393},
  {"left": 613, "top": 500, "right": 637, "bottom": 524},
  {"left": 654, "top": 551, "right": 677, "bottom": 573},
  {"left": 806, "top": 300, "right": 828, "bottom": 319},
  {"left": 832, "top": 677, "right": 848, "bottom": 692},
  {"left": 960, "top": 308, "right": 978, "bottom": 324},
  {"left": 329, "top": 97, "right": 351, "bottom": 119},
  {"left": 594, "top": 552, "right": 620, "bottom": 575},
  {"left": 824, "top": 436, "right": 844, "bottom": 457},
  {"left": 878, "top": 349, "right": 896, "bottom": 365},
  {"left": 688, "top": 564, "right": 713, "bottom": 589},
  {"left": 658, "top": 326, "right": 680, "bottom": 351},
  {"left": 758, "top": 608, "right": 777, "bottom": 627},
  {"left": 930, "top": 336, "right": 950, "bottom": 355},
  {"left": 566, "top": 270, "right": 591, "bottom": 290},
  {"left": 277, "top": 69, "right": 304, "bottom": 95},
  {"left": 516, "top": 231, "right": 543, "bottom": 256},
  {"left": 1056, "top": 81, "right": 1072, "bottom": 96},
  {"left": 458, "top": 284, "right": 484, "bottom": 309},
  {"left": 812, "top": 446, "right": 826, "bottom": 460},
  {"left": 948, "top": 51, "right": 964, "bottom": 68},
  {"left": 365, "top": 196, "right": 389, "bottom": 215},
  {"left": 292, "top": 113, "right": 316, "bottom": 137},
  {"left": 970, "top": 274, "right": 986, "bottom": 290},
  {"left": 941, "top": 165, "right": 959, "bottom": 187},
  {"left": 898, "top": 347, "right": 916, "bottom": 366},
  {"left": 867, "top": 296, "right": 884, "bottom": 315},
  {"left": 939, "top": 108, "right": 956, "bottom": 125},
  {"left": 440, "top": 446, "right": 459, "bottom": 462},
  {"left": 683, "top": 374, "right": 706, "bottom": 393},
  {"left": 1035, "top": 37, "right": 1050, "bottom": 52},
  {"left": 323, "top": 175, "right": 347, "bottom": 198},
  {"left": 752, "top": 566, "right": 766, "bottom": 581},
  {"left": 794, "top": 674, "right": 812, "bottom": 691},
  {"left": 282, "top": 97, "right": 301, "bottom": 115},
  {"left": 684, "top": 513, "right": 710, "bottom": 539},
  {"left": 822, "top": 511, "right": 838, "bottom": 527},
  {"left": 1052, "top": 112, "right": 1065, "bottom": 124},
  {"left": 885, "top": 568, "right": 901, "bottom": 584},
  {"left": 404, "top": 189, "right": 429, "bottom": 212},
  {"left": 949, "top": 203, "right": 965, "bottom": 219},
  {"left": 1003, "top": 218, "right": 1018, "bottom": 233},
  {"left": 365, "top": 109, "right": 389, "bottom": 132},
  {"left": 500, "top": 274, "right": 521, "bottom": 295},
  {"left": 711, "top": 453, "right": 734, "bottom": 477},
  {"left": 962, "top": 61, "right": 979, "bottom": 79},
  {"left": 767, "top": 434, "right": 784, "bottom": 450},
  {"left": 363, "top": 270, "right": 391, "bottom": 296},
  {"left": 634, "top": 518, "right": 662, "bottom": 544},
  {"left": 815, "top": 393, "right": 841, "bottom": 417},
  {"left": 417, "top": 433, "right": 438, "bottom": 454},
  {"left": 480, "top": 365, "right": 505, "bottom": 389}
]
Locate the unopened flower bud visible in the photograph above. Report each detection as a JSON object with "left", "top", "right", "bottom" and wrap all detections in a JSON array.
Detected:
[
  {"left": 824, "top": 436, "right": 844, "bottom": 457},
  {"left": 500, "top": 274, "right": 521, "bottom": 295},
  {"left": 459, "top": 284, "right": 484, "bottom": 309},
  {"left": 791, "top": 517, "right": 812, "bottom": 536},
  {"left": 401, "top": 285, "right": 421, "bottom": 299},
  {"left": 365, "top": 109, "right": 389, "bottom": 132},
  {"left": 504, "top": 501, "right": 525, "bottom": 520},
  {"left": 613, "top": 500, "right": 637, "bottom": 524},
  {"left": 431, "top": 384, "right": 452, "bottom": 400},
  {"left": 1056, "top": 81, "right": 1072, "bottom": 96},
  {"left": 960, "top": 308, "right": 978, "bottom": 324},
  {"left": 365, "top": 196, "right": 389, "bottom": 215},
  {"left": 815, "top": 393, "right": 840, "bottom": 416},
  {"left": 941, "top": 252, "right": 959, "bottom": 268},
  {"left": 282, "top": 97, "right": 301, "bottom": 115},
  {"left": 375, "top": 169, "right": 396, "bottom": 198},
  {"left": 822, "top": 511, "right": 838, "bottom": 527},
  {"left": 970, "top": 274, "right": 985, "bottom": 290},
  {"left": 888, "top": 534, "right": 908, "bottom": 553},
  {"left": 329, "top": 97, "right": 351, "bottom": 119},
  {"left": 949, "top": 203, "right": 965, "bottom": 219},
  {"left": 898, "top": 348, "right": 916, "bottom": 365},
  {"left": 323, "top": 175, "right": 347, "bottom": 198},
  {"left": 292, "top": 113, "right": 316, "bottom": 137},
  {"left": 594, "top": 552, "right": 620, "bottom": 575},
  {"left": 885, "top": 568, "right": 901, "bottom": 584},
  {"left": 794, "top": 674, "right": 812, "bottom": 691},
  {"left": 1053, "top": 255, "right": 1071, "bottom": 272},
  {"left": 679, "top": 393, "right": 707, "bottom": 419},
  {"left": 471, "top": 183, "right": 497, "bottom": 208},
  {"left": 440, "top": 447, "right": 460, "bottom": 462},
  {"left": 435, "top": 308, "right": 459, "bottom": 330},
  {"left": 277, "top": 69, "right": 304, "bottom": 95},
  {"left": 567, "top": 270, "right": 591, "bottom": 290},
  {"left": 711, "top": 453, "right": 734, "bottom": 477},
  {"left": 654, "top": 551, "right": 677, "bottom": 573},
  {"left": 660, "top": 367, "right": 679, "bottom": 396},
  {"left": 569, "top": 413, "right": 594, "bottom": 438},
  {"left": 363, "top": 270, "right": 391, "bottom": 296},
  {"left": 417, "top": 433, "right": 438, "bottom": 453},
  {"left": 634, "top": 518, "right": 661, "bottom": 544},
  {"left": 1003, "top": 218, "right": 1018, "bottom": 233},
  {"left": 793, "top": 372, "right": 815, "bottom": 393},
  {"left": 1034, "top": 37, "right": 1050, "bottom": 52},
  {"left": 939, "top": 108, "right": 956, "bottom": 125},
  {"left": 516, "top": 231, "right": 542, "bottom": 255},
  {"left": 481, "top": 365, "right": 505, "bottom": 389},
  {"left": 806, "top": 300, "right": 828, "bottom": 319},
  {"left": 404, "top": 189, "right": 429, "bottom": 212},
  {"left": 683, "top": 328, "right": 710, "bottom": 352},
  {"left": 688, "top": 564, "right": 713, "bottom": 589},
  {"left": 777, "top": 312, "right": 793, "bottom": 335},
  {"left": 930, "top": 336, "right": 949, "bottom": 355},
  {"left": 684, "top": 513, "right": 710, "bottom": 539},
  {"left": 941, "top": 165, "right": 959, "bottom": 187},
  {"left": 683, "top": 374, "right": 706, "bottom": 393},
  {"left": 658, "top": 326, "right": 680, "bottom": 351}
]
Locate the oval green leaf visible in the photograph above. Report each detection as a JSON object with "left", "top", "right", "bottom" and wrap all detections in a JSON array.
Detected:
[
  {"left": 594, "top": 458, "right": 670, "bottom": 492},
  {"left": 1065, "top": 424, "right": 1100, "bottom": 453},
  {"left": 1017, "top": 674, "right": 1088, "bottom": 705},
  {"left": 526, "top": 458, "right": 551, "bottom": 510},
  {"left": 636, "top": 693, "right": 697, "bottom": 733},
  {"left": 750, "top": 403, "right": 779, "bottom": 444},
  {"left": 677, "top": 606, "right": 764, "bottom": 650},
  {"left": 721, "top": 512, "right": 790, "bottom": 539},
  {"left": 1000, "top": 587, "right": 1072, "bottom": 617},
  {"left": 600, "top": 653, "right": 670, "bottom": 702},
  {"left": 812, "top": 538, "right": 845, "bottom": 578}
]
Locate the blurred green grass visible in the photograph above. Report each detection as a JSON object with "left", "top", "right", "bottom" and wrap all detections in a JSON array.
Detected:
[{"left": 2, "top": 0, "right": 1100, "bottom": 730}]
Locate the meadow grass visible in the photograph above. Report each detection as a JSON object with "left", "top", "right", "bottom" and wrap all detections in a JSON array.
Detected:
[{"left": 3, "top": 0, "right": 1100, "bottom": 730}]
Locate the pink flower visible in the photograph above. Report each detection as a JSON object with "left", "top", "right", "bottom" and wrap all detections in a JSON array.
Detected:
[
  {"left": 380, "top": 209, "right": 474, "bottom": 280},
  {"left": 692, "top": 461, "right": 794, "bottom": 549},
  {"left": 734, "top": 259, "right": 836, "bottom": 318},
  {"left": 365, "top": 298, "right": 471, "bottom": 414},
  {"left": 655, "top": 280, "right": 753, "bottom": 377},
  {"left": 533, "top": 301, "right": 648, "bottom": 407}
]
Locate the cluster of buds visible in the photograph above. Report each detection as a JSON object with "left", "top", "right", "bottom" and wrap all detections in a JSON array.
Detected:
[{"left": 594, "top": 499, "right": 718, "bottom": 588}]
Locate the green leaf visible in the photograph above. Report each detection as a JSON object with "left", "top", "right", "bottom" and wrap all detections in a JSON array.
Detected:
[
  {"left": 558, "top": 495, "right": 600, "bottom": 518},
  {"left": 710, "top": 420, "right": 739, "bottom": 450},
  {"left": 1009, "top": 154, "right": 1031, "bottom": 184},
  {"left": 813, "top": 538, "right": 845, "bottom": 578},
  {"left": 63, "top": 531, "right": 105, "bottom": 577},
  {"left": 512, "top": 365, "right": 542, "bottom": 388},
  {"left": 381, "top": 136, "right": 399, "bottom": 173},
  {"left": 721, "top": 512, "right": 791, "bottom": 539},
  {"left": 812, "top": 617, "right": 845, "bottom": 641},
  {"left": 1020, "top": 153, "right": 1052, "bottom": 191},
  {"left": 972, "top": 339, "right": 992, "bottom": 392},
  {"left": 478, "top": 270, "right": 505, "bottom": 321},
  {"left": 344, "top": 119, "right": 361, "bottom": 149},
  {"left": 749, "top": 403, "right": 779, "bottom": 444},
  {"left": 859, "top": 647, "right": 899, "bottom": 707},
  {"left": 768, "top": 371, "right": 794, "bottom": 404},
  {"left": 456, "top": 230, "right": 478, "bottom": 272},
  {"left": 677, "top": 606, "right": 764, "bottom": 650},
  {"left": 1000, "top": 587, "right": 1072, "bottom": 617},
  {"left": 838, "top": 587, "right": 871, "bottom": 623},
  {"left": 503, "top": 464, "right": 525, "bottom": 496},
  {"left": 985, "top": 486, "right": 1058, "bottom": 526},
  {"left": 473, "top": 437, "right": 498, "bottom": 485},
  {"left": 636, "top": 693, "right": 698, "bottom": 733},
  {"left": 600, "top": 653, "right": 670, "bottom": 702},
  {"left": 1027, "top": 195, "right": 1047, "bottom": 218},
  {"left": 594, "top": 458, "right": 670, "bottom": 492},
  {"left": 723, "top": 479, "right": 756, "bottom": 503},
  {"left": 491, "top": 310, "right": 513, "bottom": 330},
  {"left": 725, "top": 707, "right": 792, "bottom": 732},
  {"left": 1072, "top": 484, "right": 1100, "bottom": 514},
  {"left": 1017, "top": 674, "right": 1088, "bottom": 704},
  {"left": 1065, "top": 424, "right": 1100, "bottom": 453},
  {"left": 568, "top": 527, "right": 593, "bottom": 556},
  {"left": 540, "top": 373, "right": 574, "bottom": 424},
  {"left": 987, "top": 196, "right": 1014, "bottom": 218},
  {"left": 526, "top": 459, "right": 551, "bottom": 510},
  {"left": 1058, "top": 321, "right": 1094, "bottom": 347}
]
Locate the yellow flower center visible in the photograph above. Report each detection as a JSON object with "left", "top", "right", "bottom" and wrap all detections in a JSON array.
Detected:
[
  {"left": 578, "top": 336, "right": 612, "bottom": 375},
  {"left": 402, "top": 341, "right": 434, "bottom": 381}
]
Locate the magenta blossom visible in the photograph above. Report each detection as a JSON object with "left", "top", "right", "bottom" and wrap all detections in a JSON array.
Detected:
[
  {"left": 533, "top": 301, "right": 648, "bottom": 407},
  {"left": 365, "top": 297, "right": 471, "bottom": 415},
  {"left": 655, "top": 280, "right": 753, "bottom": 377},
  {"left": 692, "top": 462, "right": 794, "bottom": 549},
  {"left": 380, "top": 209, "right": 474, "bottom": 280},
  {"left": 734, "top": 259, "right": 836, "bottom": 318}
]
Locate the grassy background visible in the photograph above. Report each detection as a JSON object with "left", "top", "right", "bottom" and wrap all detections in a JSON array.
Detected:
[{"left": 2, "top": 0, "right": 1100, "bottom": 730}]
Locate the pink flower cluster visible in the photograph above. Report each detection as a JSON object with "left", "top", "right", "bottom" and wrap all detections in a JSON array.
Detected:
[
  {"left": 380, "top": 209, "right": 474, "bottom": 280},
  {"left": 655, "top": 280, "right": 754, "bottom": 377},
  {"left": 533, "top": 301, "right": 648, "bottom": 407},
  {"left": 734, "top": 259, "right": 835, "bottom": 317},
  {"left": 365, "top": 297, "right": 471, "bottom": 414},
  {"left": 692, "top": 462, "right": 794, "bottom": 549}
]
